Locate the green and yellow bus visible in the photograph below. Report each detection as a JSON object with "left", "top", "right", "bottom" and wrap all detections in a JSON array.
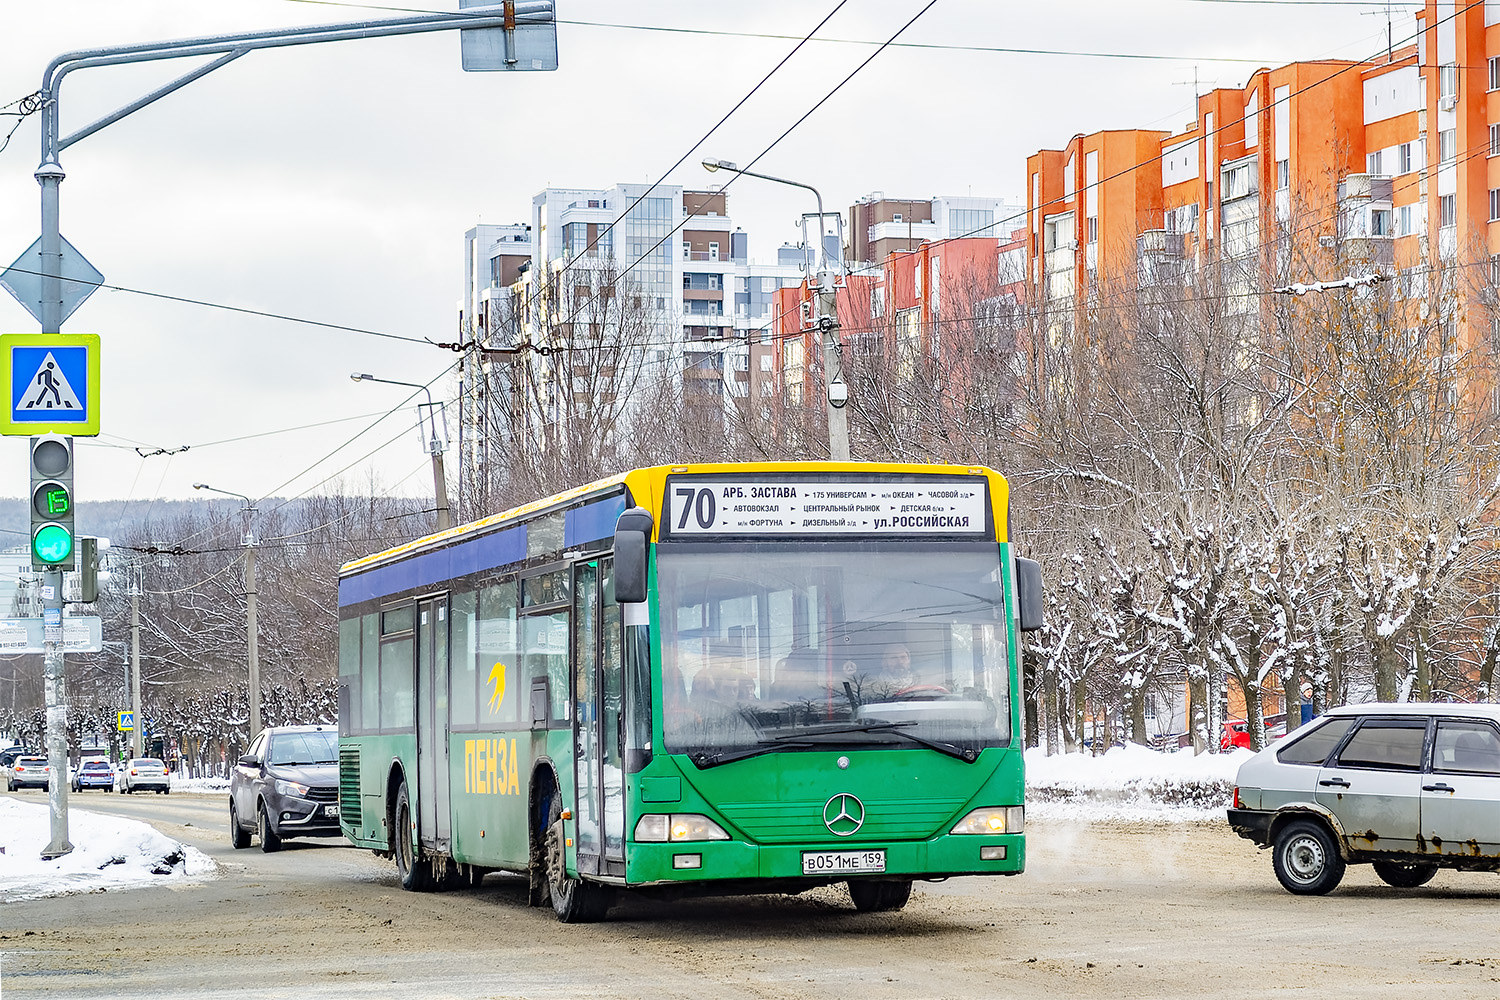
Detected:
[{"left": 337, "top": 462, "right": 1042, "bottom": 921}]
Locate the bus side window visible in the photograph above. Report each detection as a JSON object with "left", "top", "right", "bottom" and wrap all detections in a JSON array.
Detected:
[{"left": 478, "top": 582, "right": 519, "bottom": 725}]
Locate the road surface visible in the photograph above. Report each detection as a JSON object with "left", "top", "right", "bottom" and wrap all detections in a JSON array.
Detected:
[{"left": 3, "top": 787, "right": 1500, "bottom": 998}]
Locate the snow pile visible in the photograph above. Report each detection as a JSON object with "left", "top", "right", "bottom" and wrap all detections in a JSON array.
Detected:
[
  {"left": 170, "top": 774, "right": 230, "bottom": 794},
  {"left": 1025, "top": 744, "right": 1254, "bottom": 823},
  {"left": 0, "top": 798, "right": 216, "bottom": 903}
]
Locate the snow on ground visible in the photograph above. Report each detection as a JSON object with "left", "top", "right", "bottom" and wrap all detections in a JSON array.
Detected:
[
  {"left": 0, "top": 797, "right": 216, "bottom": 904},
  {"left": 1026, "top": 744, "right": 1254, "bottom": 823},
  {"left": 0, "top": 745, "right": 1247, "bottom": 902}
]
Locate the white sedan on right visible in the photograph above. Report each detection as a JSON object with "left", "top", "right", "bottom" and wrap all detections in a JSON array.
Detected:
[{"left": 1229, "top": 702, "right": 1500, "bottom": 894}]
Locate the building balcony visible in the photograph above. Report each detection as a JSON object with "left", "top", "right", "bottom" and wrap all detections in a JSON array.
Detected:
[
  {"left": 1136, "top": 229, "right": 1184, "bottom": 258},
  {"left": 869, "top": 220, "right": 939, "bottom": 243},
  {"left": 1340, "top": 173, "right": 1393, "bottom": 202}
]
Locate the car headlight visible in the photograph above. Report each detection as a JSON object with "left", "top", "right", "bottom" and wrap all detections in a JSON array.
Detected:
[
  {"left": 633, "top": 813, "right": 731, "bottom": 842},
  {"left": 275, "top": 778, "right": 311, "bottom": 798},
  {"left": 950, "top": 806, "right": 1024, "bottom": 835}
]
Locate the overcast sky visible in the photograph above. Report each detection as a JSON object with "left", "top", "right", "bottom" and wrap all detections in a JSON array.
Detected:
[{"left": 0, "top": 0, "right": 1412, "bottom": 520}]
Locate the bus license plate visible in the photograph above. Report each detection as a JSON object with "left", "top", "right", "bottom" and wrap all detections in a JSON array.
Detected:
[
  {"left": 801, "top": 849, "right": 885, "bottom": 875},
  {"left": 325, "top": 804, "right": 340, "bottom": 818}
]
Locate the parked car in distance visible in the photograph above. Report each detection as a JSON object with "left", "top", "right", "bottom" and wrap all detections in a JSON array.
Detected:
[
  {"left": 119, "top": 757, "right": 171, "bottom": 794},
  {"left": 229, "top": 725, "right": 341, "bottom": 852},
  {"left": 72, "top": 758, "right": 116, "bottom": 791},
  {"left": 1220, "top": 716, "right": 1289, "bottom": 751},
  {"left": 8, "top": 755, "right": 51, "bottom": 791},
  {"left": 1229, "top": 702, "right": 1500, "bottom": 895}
]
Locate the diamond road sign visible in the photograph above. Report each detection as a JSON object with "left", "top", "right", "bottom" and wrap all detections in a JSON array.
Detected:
[{"left": 0, "top": 235, "right": 104, "bottom": 326}]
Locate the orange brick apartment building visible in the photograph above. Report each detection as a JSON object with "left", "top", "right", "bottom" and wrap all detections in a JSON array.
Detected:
[{"left": 1025, "top": 1, "right": 1500, "bottom": 354}]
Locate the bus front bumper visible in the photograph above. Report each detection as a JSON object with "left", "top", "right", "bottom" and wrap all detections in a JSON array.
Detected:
[{"left": 624, "top": 834, "right": 1025, "bottom": 886}]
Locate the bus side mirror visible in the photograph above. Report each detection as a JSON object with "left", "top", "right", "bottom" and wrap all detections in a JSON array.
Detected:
[
  {"left": 1015, "top": 557, "right": 1044, "bottom": 632},
  {"left": 614, "top": 506, "right": 653, "bottom": 604}
]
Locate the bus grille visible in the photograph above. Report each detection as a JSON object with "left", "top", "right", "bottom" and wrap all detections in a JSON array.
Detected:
[
  {"left": 716, "top": 795, "right": 967, "bottom": 843},
  {"left": 339, "top": 747, "right": 362, "bottom": 828}
]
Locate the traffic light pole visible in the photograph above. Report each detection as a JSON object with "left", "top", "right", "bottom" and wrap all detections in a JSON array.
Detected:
[{"left": 21, "top": 2, "right": 558, "bottom": 862}]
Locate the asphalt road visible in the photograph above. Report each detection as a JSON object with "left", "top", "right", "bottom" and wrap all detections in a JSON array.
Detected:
[{"left": 4, "top": 787, "right": 1500, "bottom": 999}]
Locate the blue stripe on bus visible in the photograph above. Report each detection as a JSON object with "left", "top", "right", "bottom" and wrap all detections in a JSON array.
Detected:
[
  {"left": 338, "top": 525, "right": 527, "bottom": 607},
  {"left": 564, "top": 494, "right": 627, "bottom": 548}
]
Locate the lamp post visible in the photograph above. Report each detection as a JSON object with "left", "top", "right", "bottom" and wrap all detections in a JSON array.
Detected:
[
  {"left": 702, "top": 158, "right": 849, "bottom": 461},
  {"left": 193, "top": 483, "right": 261, "bottom": 740},
  {"left": 350, "top": 373, "right": 452, "bottom": 531}
]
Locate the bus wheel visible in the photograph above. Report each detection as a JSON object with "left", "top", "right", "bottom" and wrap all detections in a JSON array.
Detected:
[
  {"left": 393, "top": 781, "right": 432, "bottom": 891},
  {"left": 545, "top": 798, "right": 612, "bottom": 923},
  {"left": 848, "top": 879, "right": 913, "bottom": 912}
]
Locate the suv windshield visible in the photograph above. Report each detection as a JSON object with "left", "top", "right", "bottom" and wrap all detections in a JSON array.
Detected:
[
  {"left": 268, "top": 731, "right": 338, "bottom": 765},
  {"left": 656, "top": 541, "right": 1012, "bottom": 763}
]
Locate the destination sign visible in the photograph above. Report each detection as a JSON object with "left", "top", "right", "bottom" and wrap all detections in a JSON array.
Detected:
[{"left": 664, "top": 478, "right": 989, "bottom": 537}]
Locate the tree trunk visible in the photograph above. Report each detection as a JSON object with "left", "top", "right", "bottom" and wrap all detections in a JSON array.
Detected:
[
  {"left": 1189, "top": 673, "right": 1210, "bottom": 755},
  {"left": 1414, "top": 626, "right": 1431, "bottom": 702},
  {"left": 1243, "top": 681, "right": 1265, "bottom": 751},
  {"left": 1129, "top": 687, "right": 1148, "bottom": 747},
  {"left": 1281, "top": 668, "right": 1302, "bottom": 731},
  {"left": 1372, "top": 637, "right": 1402, "bottom": 702},
  {"left": 1042, "top": 666, "right": 1060, "bottom": 756}
]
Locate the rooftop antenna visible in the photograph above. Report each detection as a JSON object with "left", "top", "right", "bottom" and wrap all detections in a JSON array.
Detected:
[
  {"left": 1172, "top": 67, "right": 1217, "bottom": 129},
  {"left": 1361, "top": 3, "right": 1397, "bottom": 63}
]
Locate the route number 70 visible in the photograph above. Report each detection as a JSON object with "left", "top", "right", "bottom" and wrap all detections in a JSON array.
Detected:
[{"left": 674, "top": 487, "right": 717, "bottom": 530}]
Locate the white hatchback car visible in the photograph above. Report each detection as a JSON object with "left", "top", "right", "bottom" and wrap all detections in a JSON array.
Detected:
[{"left": 1229, "top": 702, "right": 1500, "bottom": 894}]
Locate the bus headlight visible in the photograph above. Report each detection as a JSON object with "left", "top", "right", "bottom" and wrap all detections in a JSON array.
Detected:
[
  {"left": 950, "top": 806, "right": 1024, "bottom": 835},
  {"left": 634, "top": 814, "right": 731, "bottom": 842}
]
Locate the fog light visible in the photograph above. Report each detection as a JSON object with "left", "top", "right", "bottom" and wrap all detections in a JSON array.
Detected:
[
  {"left": 673, "top": 854, "right": 702, "bottom": 870},
  {"left": 980, "top": 845, "right": 1006, "bottom": 861}
]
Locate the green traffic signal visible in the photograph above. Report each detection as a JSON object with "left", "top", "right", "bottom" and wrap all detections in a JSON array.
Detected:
[{"left": 33, "top": 522, "right": 74, "bottom": 564}]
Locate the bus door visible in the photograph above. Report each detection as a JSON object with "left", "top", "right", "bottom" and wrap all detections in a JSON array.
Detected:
[
  {"left": 572, "top": 559, "right": 627, "bottom": 877},
  {"left": 416, "top": 594, "right": 451, "bottom": 851}
]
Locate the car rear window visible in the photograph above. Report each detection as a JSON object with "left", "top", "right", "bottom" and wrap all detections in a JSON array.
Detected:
[
  {"left": 83, "top": 762, "right": 111, "bottom": 769},
  {"left": 1333, "top": 719, "right": 1427, "bottom": 770},
  {"left": 1276, "top": 717, "right": 1354, "bottom": 765},
  {"left": 1434, "top": 720, "right": 1500, "bottom": 775}
]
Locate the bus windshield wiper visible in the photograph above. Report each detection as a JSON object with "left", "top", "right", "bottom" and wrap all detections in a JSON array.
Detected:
[{"left": 690, "top": 721, "right": 977, "bottom": 767}]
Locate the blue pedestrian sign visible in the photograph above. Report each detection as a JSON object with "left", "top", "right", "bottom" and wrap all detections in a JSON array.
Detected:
[
  {"left": 0, "top": 333, "right": 100, "bottom": 435},
  {"left": 118, "top": 710, "right": 134, "bottom": 732}
]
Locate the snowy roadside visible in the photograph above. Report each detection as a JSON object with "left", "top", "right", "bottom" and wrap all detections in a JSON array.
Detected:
[
  {"left": 0, "top": 797, "right": 216, "bottom": 904},
  {"left": 1025, "top": 744, "right": 1251, "bottom": 823}
]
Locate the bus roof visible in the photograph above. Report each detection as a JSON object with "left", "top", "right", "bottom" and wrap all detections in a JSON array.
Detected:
[{"left": 340, "top": 461, "right": 1009, "bottom": 580}]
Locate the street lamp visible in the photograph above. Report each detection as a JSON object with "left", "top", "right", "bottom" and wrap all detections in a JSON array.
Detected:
[
  {"left": 193, "top": 483, "right": 261, "bottom": 741},
  {"left": 701, "top": 158, "right": 849, "bottom": 461},
  {"left": 350, "top": 373, "right": 452, "bottom": 531}
]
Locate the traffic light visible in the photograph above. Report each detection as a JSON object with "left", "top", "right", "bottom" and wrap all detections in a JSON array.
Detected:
[
  {"left": 29, "top": 434, "right": 74, "bottom": 571},
  {"left": 78, "top": 536, "right": 110, "bottom": 602}
]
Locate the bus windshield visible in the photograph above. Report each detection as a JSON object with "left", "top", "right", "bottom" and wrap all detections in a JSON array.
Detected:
[{"left": 656, "top": 541, "right": 1012, "bottom": 763}]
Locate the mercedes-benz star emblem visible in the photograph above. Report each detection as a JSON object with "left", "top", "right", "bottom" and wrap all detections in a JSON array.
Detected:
[{"left": 822, "top": 793, "right": 865, "bottom": 836}]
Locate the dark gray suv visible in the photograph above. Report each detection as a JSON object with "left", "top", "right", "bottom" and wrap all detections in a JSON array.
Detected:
[
  {"left": 229, "top": 725, "right": 342, "bottom": 852},
  {"left": 1229, "top": 702, "right": 1500, "bottom": 894}
]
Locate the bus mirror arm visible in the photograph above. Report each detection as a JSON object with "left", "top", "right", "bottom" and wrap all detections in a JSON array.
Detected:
[
  {"left": 614, "top": 506, "right": 653, "bottom": 604},
  {"left": 1015, "top": 557, "right": 1044, "bottom": 632}
]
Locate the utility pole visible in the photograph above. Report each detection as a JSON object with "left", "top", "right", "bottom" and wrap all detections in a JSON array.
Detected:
[
  {"left": 194, "top": 484, "right": 261, "bottom": 739},
  {"left": 701, "top": 159, "right": 849, "bottom": 460},
  {"left": 130, "top": 570, "right": 142, "bottom": 759}
]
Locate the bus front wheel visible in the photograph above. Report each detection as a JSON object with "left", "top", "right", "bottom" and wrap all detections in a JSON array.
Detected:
[
  {"left": 393, "top": 781, "right": 433, "bottom": 891},
  {"left": 545, "top": 797, "right": 612, "bottom": 923},
  {"left": 848, "top": 879, "right": 913, "bottom": 912}
]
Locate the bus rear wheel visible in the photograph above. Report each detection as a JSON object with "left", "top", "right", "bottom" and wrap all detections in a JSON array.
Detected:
[
  {"left": 393, "top": 781, "right": 433, "bottom": 891},
  {"left": 848, "top": 879, "right": 913, "bottom": 912},
  {"left": 545, "top": 797, "right": 612, "bottom": 922}
]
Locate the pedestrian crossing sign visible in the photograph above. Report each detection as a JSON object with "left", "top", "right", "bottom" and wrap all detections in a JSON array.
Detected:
[{"left": 1, "top": 333, "right": 100, "bottom": 435}]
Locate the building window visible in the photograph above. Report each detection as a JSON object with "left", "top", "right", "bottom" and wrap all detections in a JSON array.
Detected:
[
  {"left": 1087, "top": 217, "right": 1099, "bottom": 244},
  {"left": 893, "top": 213, "right": 903, "bottom": 224},
  {"left": 1441, "top": 63, "right": 1459, "bottom": 99},
  {"left": 1441, "top": 194, "right": 1457, "bottom": 228},
  {"left": 709, "top": 242, "right": 719, "bottom": 261},
  {"left": 1276, "top": 159, "right": 1289, "bottom": 190},
  {"left": 1371, "top": 209, "right": 1391, "bottom": 236},
  {"left": 1399, "top": 142, "right": 1413, "bottom": 173},
  {"left": 1490, "top": 190, "right": 1500, "bottom": 222},
  {"left": 1492, "top": 125, "right": 1500, "bottom": 158},
  {"left": 1399, "top": 204, "right": 1415, "bottom": 236},
  {"left": 1366, "top": 150, "right": 1383, "bottom": 175},
  {"left": 1440, "top": 129, "right": 1457, "bottom": 164}
]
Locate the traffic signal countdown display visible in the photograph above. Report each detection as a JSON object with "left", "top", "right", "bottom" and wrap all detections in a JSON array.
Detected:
[{"left": 30, "top": 434, "right": 74, "bottom": 570}]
